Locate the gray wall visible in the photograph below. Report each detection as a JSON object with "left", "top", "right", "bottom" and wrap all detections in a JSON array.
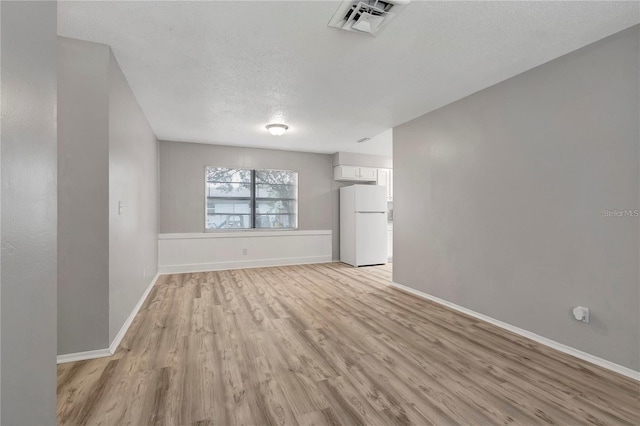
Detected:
[
  {"left": 1, "top": 1, "right": 58, "bottom": 424},
  {"left": 58, "top": 37, "right": 110, "bottom": 354},
  {"left": 108, "top": 50, "right": 158, "bottom": 343},
  {"left": 57, "top": 37, "right": 159, "bottom": 355},
  {"left": 394, "top": 25, "right": 639, "bottom": 370},
  {"left": 159, "top": 141, "right": 338, "bottom": 258}
]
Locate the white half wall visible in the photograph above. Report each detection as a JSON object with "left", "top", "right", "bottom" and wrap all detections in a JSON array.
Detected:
[{"left": 159, "top": 230, "right": 332, "bottom": 273}]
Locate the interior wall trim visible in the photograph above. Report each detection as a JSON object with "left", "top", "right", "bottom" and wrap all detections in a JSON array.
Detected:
[
  {"left": 158, "top": 255, "right": 333, "bottom": 274},
  {"left": 159, "top": 230, "right": 331, "bottom": 240},
  {"left": 57, "top": 348, "right": 111, "bottom": 364}
]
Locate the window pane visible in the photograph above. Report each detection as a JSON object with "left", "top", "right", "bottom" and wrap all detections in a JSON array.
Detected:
[
  {"left": 254, "top": 170, "right": 298, "bottom": 229},
  {"left": 255, "top": 199, "right": 296, "bottom": 214},
  {"left": 206, "top": 214, "right": 251, "bottom": 229},
  {"left": 255, "top": 170, "right": 296, "bottom": 185},
  {"left": 207, "top": 199, "right": 251, "bottom": 215},
  {"left": 255, "top": 214, "right": 297, "bottom": 229},
  {"left": 206, "top": 167, "right": 251, "bottom": 183},
  {"left": 206, "top": 167, "right": 252, "bottom": 230},
  {"left": 206, "top": 182, "right": 251, "bottom": 198},
  {"left": 255, "top": 183, "right": 296, "bottom": 199},
  {"left": 255, "top": 169, "right": 297, "bottom": 199}
]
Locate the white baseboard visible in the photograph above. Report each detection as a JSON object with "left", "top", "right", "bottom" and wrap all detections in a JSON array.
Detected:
[
  {"left": 158, "top": 255, "right": 332, "bottom": 274},
  {"left": 57, "top": 272, "right": 160, "bottom": 364},
  {"left": 391, "top": 281, "right": 640, "bottom": 382},
  {"left": 109, "top": 272, "right": 160, "bottom": 354},
  {"left": 57, "top": 348, "right": 112, "bottom": 364}
]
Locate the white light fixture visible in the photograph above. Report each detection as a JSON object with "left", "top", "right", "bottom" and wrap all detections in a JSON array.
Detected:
[{"left": 266, "top": 123, "right": 289, "bottom": 136}]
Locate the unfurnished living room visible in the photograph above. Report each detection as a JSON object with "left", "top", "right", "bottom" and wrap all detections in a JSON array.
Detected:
[{"left": 1, "top": 1, "right": 639, "bottom": 425}]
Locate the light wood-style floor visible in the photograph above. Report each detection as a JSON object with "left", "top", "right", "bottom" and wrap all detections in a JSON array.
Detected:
[{"left": 58, "top": 263, "right": 639, "bottom": 425}]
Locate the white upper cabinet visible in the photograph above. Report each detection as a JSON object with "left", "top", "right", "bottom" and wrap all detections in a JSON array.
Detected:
[
  {"left": 358, "top": 167, "right": 378, "bottom": 181},
  {"left": 333, "top": 165, "right": 378, "bottom": 182},
  {"left": 334, "top": 165, "right": 360, "bottom": 180}
]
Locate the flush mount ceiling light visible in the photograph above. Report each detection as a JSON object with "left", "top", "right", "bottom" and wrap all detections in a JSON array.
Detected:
[{"left": 266, "top": 123, "right": 289, "bottom": 136}]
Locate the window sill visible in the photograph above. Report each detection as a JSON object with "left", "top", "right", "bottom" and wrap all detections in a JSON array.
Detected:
[{"left": 159, "top": 230, "right": 332, "bottom": 240}]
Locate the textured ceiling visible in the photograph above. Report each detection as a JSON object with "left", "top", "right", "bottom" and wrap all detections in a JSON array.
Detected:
[{"left": 58, "top": 1, "right": 639, "bottom": 156}]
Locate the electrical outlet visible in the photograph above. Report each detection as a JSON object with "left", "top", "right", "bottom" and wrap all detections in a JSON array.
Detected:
[
  {"left": 572, "top": 306, "right": 590, "bottom": 323},
  {"left": 242, "top": 248, "right": 248, "bottom": 255}
]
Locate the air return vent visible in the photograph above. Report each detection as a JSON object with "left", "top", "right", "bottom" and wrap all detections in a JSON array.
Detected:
[{"left": 328, "top": 0, "right": 411, "bottom": 36}]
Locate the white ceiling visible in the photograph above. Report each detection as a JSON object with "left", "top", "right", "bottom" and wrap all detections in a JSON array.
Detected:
[{"left": 58, "top": 1, "right": 639, "bottom": 156}]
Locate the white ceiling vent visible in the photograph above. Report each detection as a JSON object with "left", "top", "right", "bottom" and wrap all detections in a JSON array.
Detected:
[{"left": 328, "top": 0, "right": 411, "bottom": 36}]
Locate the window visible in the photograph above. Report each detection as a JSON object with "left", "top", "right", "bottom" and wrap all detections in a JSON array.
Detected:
[
  {"left": 205, "top": 168, "right": 252, "bottom": 229},
  {"left": 206, "top": 167, "right": 298, "bottom": 230}
]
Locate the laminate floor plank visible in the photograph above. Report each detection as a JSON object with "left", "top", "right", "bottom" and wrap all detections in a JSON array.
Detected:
[
  {"left": 294, "top": 407, "right": 342, "bottom": 426},
  {"left": 368, "top": 332, "right": 580, "bottom": 425},
  {"left": 58, "top": 263, "right": 639, "bottom": 425}
]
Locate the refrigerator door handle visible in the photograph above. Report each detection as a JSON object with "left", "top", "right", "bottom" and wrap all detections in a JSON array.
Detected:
[{"left": 355, "top": 211, "right": 386, "bottom": 213}]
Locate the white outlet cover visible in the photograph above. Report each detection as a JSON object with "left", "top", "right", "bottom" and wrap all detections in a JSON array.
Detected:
[{"left": 573, "top": 306, "right": 590, "bottom": 323}]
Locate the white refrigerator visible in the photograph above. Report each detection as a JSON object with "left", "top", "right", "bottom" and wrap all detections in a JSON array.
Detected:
[{"left": 340, "top": 184, "right": 388, "bottom": 267}]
